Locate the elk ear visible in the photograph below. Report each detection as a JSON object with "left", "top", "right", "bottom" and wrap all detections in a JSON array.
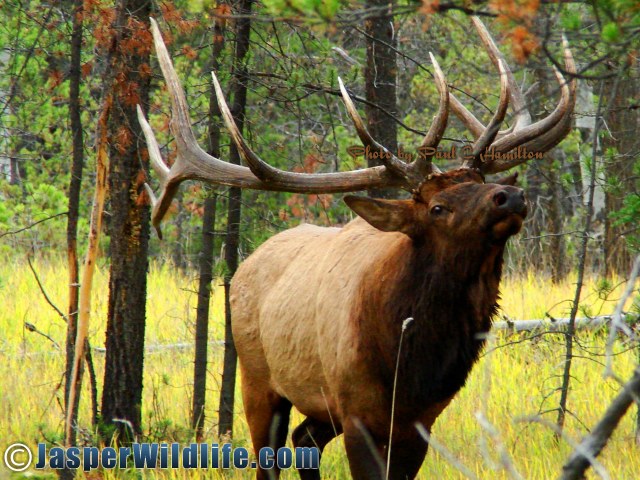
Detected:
[
  {"left": 344, "top": 196, "right": 418, "bottom": 236},
  {"left": 494, "top": 172, "right": 519, "bottom": 186}
]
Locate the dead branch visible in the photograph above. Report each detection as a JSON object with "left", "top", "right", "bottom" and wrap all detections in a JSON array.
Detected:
[{"left": 560, "top": 366, "right": 640, "bottom": 480}]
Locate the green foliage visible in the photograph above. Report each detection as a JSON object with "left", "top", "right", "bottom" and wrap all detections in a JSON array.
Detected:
[
  {"left": 602, "top": 22, "right": 621, "bottom": 42},
  {"left": 612, "top": 193, "right": 640, "bottom": 251},
  {"left": 560, "top": 9, "right": 582, "bottom": 31},
  {"left": 262, "top": 0, "right": 341, "bottom": 20}
]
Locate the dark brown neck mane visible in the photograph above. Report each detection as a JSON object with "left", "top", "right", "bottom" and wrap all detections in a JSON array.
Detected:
[{"left": 361, "top": 238, "right": 506, "bottom": 415}]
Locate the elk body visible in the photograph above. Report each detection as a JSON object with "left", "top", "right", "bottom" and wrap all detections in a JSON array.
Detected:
[
  {"left": 139, "top": 17, "right": 576, "bottom": 479},
  {"left": 231, "top": 170, "right": 526, "bottom": 480}
]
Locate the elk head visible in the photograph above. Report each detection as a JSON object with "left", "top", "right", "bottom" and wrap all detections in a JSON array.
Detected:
[{"left": 138, "top": 17, "right": 576, "bottom": 238}]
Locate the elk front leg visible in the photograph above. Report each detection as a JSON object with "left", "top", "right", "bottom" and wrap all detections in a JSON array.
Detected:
[{"left": 343, "top": 417, "right": 430, "bottom": 480}]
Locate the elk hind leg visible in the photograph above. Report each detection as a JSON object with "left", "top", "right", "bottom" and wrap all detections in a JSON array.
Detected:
[
  {"left": 291, "top": 417, "right": 342, "bottom": 480},
  {"left": 242, "top": 383, "right": 292, "bottom": 480}
]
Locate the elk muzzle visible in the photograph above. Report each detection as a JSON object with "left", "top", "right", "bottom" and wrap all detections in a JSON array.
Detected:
[
  {"left": 490, "top": 186, "right": 527, "bottom": 241},
  {"left": 493, "top": 187, "right": 527, "bottom": 217}
]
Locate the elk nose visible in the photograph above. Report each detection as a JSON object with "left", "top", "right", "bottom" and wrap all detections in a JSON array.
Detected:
[{"left": 493, "top": 188, "right": 526, "bottom": 215}]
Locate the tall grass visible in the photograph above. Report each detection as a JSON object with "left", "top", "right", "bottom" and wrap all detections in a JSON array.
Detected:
[{"left": 0, "top": 257, "right": 638, "bottom": 479}]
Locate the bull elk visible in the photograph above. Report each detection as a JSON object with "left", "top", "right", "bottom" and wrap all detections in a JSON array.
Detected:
[{"left": 139, "top": 17, "right": 576, "bottom": 480}]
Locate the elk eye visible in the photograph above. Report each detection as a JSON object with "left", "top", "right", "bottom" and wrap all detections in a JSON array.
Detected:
[{"left": 431, "top": 205, "right": 444, "bottom": 215}]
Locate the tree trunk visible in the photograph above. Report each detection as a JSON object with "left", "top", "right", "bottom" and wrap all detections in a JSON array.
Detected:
[
  {"left": 364, "top": 0, "right": 397, "bottom": 199},
  {"left": 100, "top": 0, "right": 152, "bottom": 441},
  {"left": 603, "top": 71, "right": 638, "bottom": 276},
  {"left": 192, "top": 6, "right": 226, "bottom": 440},
  {"left": 172, "top": 193, "right": 186, "bottom": 271},
  {"left": 524, "top": 162, "right": 544, "bottom": 270},
  {"left": 556, "top": 81, "right": 604, "bottom": 436},
  {"left": 218, "top": 0, "right": 252, "bottom": 439},
  {"left": 547, "top": 151, "right": 567, "bottom": 283},
  {"left": 63, "top": 0, "right": 85, "bottom": 452}
]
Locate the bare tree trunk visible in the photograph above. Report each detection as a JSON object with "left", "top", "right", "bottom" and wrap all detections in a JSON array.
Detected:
[
  {"left": 556, "top": 81, "right": 605, "bottom": 435},
  {"left": 101, "top": 0, "right": 152, "bottom": 441},
  {"left": 524, "top": 163, "right": 544, "bottom": 270},
  {"left": 192, "top": 5, "right": 226, "bottom": 441},
  {"left": 218, "top": 0, "right": 252, "bottom": 438},
  {"left": 523, "top": 67, "right": 551, "bottom": 273},
  {"left": 603, "top": 70, "right": 638, "bottom": 276},
  {"left": 65, "top": 92, "right": 111, "bottom": 452},
  {"left": 193, "top": 192, "right": 217, "bottom": 439},
  {"left": 62, "top": 1, "right": 100, "bottom": 463},
  {"left": 364, "top": 0, "right": 397, "bottom": 199},
  {"left": 172, "top": 192, "right": 186, "bottom": 271},
  {"left": 63, "top": 0, "right": 85, "bottom": 453},
  {"left": 547, "top": 152, "right": 567, "bottom": 283}
]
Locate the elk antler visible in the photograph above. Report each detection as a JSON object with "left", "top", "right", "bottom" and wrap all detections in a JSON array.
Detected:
[
  {"left": 139, "top": 18, "right": 449, "bottom": 235},
  {"left": 455, "top": 17, "right": 577, "bottom": 173},
  {"left": 139, "top": 17, "right": 575, "bottom": 236}
]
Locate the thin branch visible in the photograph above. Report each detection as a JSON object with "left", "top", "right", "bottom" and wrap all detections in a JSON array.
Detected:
[
  {"left": 27, "top": 255, "right": 67, "bottom": 323},
  {"left": 24, "top": 322, "right": 61, "bottom": 350},
  {"left": 415, "top": 423, "right": 478, "bottom": 480},
  {"left": 605, "top": 255, "right": 640, "bottom": 376},
  {"left": 514, "top": 415, "right": 610, "bottom": 480},
  {"left": 249, "top": 72, "right": 428, "bottom": 136},
  {"left": 475, "top": 412, "right": 524, "bottom": 480},
  {"left": 556, "top": 78, "right": 608, "bottom": 434},
  {"left": 0, "top": 211, "right": 68, "bottom": 239}
]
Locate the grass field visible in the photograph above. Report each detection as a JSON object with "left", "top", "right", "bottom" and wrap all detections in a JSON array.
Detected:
[{"left": 1, "top": 257, "right": 639, "bottom": 479}]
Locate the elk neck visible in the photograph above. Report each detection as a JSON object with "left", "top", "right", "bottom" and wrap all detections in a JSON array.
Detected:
[{"left": 358, "top": 237, "right": 506, "bottom": 413}]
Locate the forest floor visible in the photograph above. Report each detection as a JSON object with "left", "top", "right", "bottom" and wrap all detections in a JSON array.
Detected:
[{"left": 1, "top": 258, "right": 639, "bottom": 479}]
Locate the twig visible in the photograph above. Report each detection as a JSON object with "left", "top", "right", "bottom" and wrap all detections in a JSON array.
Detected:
[
  {"left": 386, "top": 317, "right": 413, "bottom": 479},
  {"left": 27, "top": 255, "right": 67, "bottom": 323},
  {"left": 415, "top": 423, "right": 478, "bottom": 480},
  {"left": 475, "top": 412, "right": 524, "bottom": 480},
  {"left": 556, "top": 78, "right": 609, "bottom": 435},
  {"left": 515, "top": 415, "right": 610, "bottom": 480},
  {"left": 0, "top": 211, "right": 68, "bottom": 239},
  {"left": 24, "top": 322, "right": 61, "bottom": 350},
  {"left": 605, "top": 255, "right": 640, "bottom": 376}
]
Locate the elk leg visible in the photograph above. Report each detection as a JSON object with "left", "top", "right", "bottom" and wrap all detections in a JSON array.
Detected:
[
  {"left": 291, "top": 417, "right": 342, "bottom": 480},
  {"left": 343, "top": 419, "right": 430, "bottom": 480},
  {"left": 242, "top": 383, "right": 292, "bottom": 480},
  {"left": 342, "top": 417, "right": 386, "bottom": 480},
  {"left": 385, "top": 432, "right": 429, "bottom": 480}
]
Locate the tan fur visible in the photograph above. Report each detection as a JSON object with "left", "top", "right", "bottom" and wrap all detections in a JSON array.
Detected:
[{"left": 232, "top": 219, "right": 410, "bottom": 424}]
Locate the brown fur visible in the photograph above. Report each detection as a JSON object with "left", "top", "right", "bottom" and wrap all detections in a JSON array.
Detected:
[{"left": 230, "top": 169, "right": 527, "bottom": 479}]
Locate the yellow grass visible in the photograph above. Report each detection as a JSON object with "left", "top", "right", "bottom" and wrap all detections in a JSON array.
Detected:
[{"left": 0, "top": 257, "right": 638, "bottom": 479}]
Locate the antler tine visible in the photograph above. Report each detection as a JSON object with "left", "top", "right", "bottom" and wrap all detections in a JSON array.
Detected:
[
  {"left": 137, "top": 104, "right": 176, "bottom": 238},
  {"left": 510, "top": 36, "right": 577, "bottom": 157},
  {"left": 410, "top": 52, "right": 448, "bottom": 177},
  {"left": 449, "top": 94, "right": 486, "bottom": 139},
  {"left": 448, "top": 17, "right": 532, "bottom": 145},
  {"left": 137, "top": 105, "right": 170, "bottom": 185},
  {"left": 485, "top": 63, "right": 571, "bottom": 163},
  {"left": 465, "top": 59, "right": 510, "bottom": 170},
  {"left": 212, "top": 71, "right": 282, "bottom": 182},
  {"left": 337, "top": 77, "right": 410, "bottom": 179},
  {"left": 471, "top": 16, "right": 532, "bottom": 131}
]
